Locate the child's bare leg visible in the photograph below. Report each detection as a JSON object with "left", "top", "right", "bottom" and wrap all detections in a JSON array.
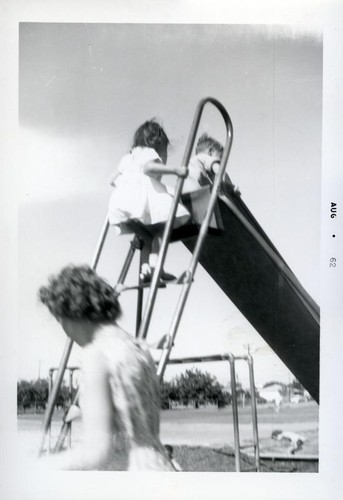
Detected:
[
  {"left": 140, "top": 235, "right": 152, "bottom": 278},
  {"left": 150, "top": 236, "right": 175, "bottom": 281},
  {"left": 148, "top": 236, "right": 161, "bottom": 269}
]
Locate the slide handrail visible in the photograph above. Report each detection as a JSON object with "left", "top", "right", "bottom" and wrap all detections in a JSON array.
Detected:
[{"left": 138, "top": 97, "right": 233, "bottom": 340}]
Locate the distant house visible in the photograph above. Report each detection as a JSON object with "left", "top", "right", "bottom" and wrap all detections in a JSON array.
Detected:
[
  {"left": 258, "top": 383, "right": 284, "bottom": 409},
  {"left": 290, "top": 394, "right": 305, "bottom": 404},
  {"left": 290, "top": 389, "right": 311, "bottom": 404}
]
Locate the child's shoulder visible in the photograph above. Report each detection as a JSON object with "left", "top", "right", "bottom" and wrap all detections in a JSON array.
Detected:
[
  {"left": 118, "top": 147, "right": 160, "bottom": 173},
  {"left": 131, "top": 146, "right": 160, "bottom": 163}
]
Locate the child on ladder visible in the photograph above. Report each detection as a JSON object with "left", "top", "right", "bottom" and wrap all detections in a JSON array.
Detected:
[
  {"left": 182, "top": 133, "right": 224, "bottom": 194},
  {"left": 182, "top": 133, "right": 239, "bottom": 195},
  {"left": 108, "top": 119, "right": 190, "bottom": 282}
]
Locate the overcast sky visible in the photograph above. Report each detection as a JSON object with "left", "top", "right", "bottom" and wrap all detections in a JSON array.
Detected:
[{"left": 18, "top": 23, "right": 322, "bottom": 388}]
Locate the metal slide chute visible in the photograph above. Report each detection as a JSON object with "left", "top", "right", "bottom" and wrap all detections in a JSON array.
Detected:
[{"left": 183, "top": 183, "right": 320, "bottom": 402}]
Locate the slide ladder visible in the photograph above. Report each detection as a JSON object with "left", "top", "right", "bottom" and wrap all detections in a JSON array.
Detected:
[{"left": 38, "top": 97, "right": 234, "bottom": 455}]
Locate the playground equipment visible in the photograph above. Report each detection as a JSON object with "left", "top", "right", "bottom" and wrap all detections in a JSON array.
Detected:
[
  {"left": 48, "top": 366, "right": 79, "bottom": 402},
  {"left": 166, "top": 353, "right": 260, "bottom": 472},
  {"left": 47, "top": 366, "right": 80, "bottom": 451},
  {"left": 38, "top": 96, "right": 233, "bottom": 457},
  {"left": 38, "top": 96, "right": 320, "bottom": 469}
]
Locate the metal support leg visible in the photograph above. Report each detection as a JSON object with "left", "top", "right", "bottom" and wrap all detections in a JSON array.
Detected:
[
  {"left": 48, "top": 369, "right": 54, "bottom": 453},
  {"left": 117, "top": 236, "right": 140, "bottom": 284},
  {"left": 228, "top": 354, "right": 241, "bottom": 472},
  {"left": 247, "top": 354, "right": 260, "bottom": 471},
  {"left": 39, "top": 341, "right": 73, "bottom": 455},
  {"left": 67, "top": 369, "right": 73, "bottom": 448}
]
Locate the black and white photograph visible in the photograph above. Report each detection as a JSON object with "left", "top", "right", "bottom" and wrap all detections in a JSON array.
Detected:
[{"left": 1, "top": 1, "right": 343, "bottom": 499}]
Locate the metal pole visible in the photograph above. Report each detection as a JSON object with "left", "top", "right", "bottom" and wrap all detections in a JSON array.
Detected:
[
  {"left": 247, "top": 354, "right": 260, "bottom": 471},
  {"left": 48, "top": 368, "right": 54, "bottom": 453},
  {"left": 117, "top": 236, "right": 138, "bottom": 284},
  {"left": 228, "top": 354, "right": 241, "bottom": 472},
  {"left": 38, "top": 341, "right": 73, "bottom": 455},
  {"left": 91, "top": 218, "right": 110, "bottom": 271},
  {"left": 135, "top": 249, "right": 145, "bottom": 336},
  {"left": 68, "top": 369, "right": 73, "bottom": 448}
]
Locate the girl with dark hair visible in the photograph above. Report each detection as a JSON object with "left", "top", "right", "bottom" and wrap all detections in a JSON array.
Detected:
[
  {"left": 38, "top": 265, "right": 174, "bottom": 471},
  {"left": 108, "top": 119, "right": 190, "bottom": 282}
]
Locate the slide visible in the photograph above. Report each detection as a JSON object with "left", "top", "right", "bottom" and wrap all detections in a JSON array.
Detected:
[{"left": 182, "top": 183, "right": 320, "bottom": 403}]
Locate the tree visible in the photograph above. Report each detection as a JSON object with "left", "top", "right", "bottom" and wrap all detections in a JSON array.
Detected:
[
  {"left": 31, "top": 379, "right": 49, "bottom": 411},
  {"left": 17, "top": 378, "right": 71, "bottom": 412},
  {"left": 55, "top": 383, "right": 70, "bottom": 410},
  {"left": 171, "top": 368, "right": 226, "bottom": 409},
  {"left": 218, "top": 390, "right": 232, "bottom": 408},
  {"left": 263, "top": 381, "right": 286, "bottom": 389},
  {"left": 160, "top": 380, "right": 174, "bottom": 409},
  {"left": 17, "top": 380, "right": 33, "bottom": 412}
]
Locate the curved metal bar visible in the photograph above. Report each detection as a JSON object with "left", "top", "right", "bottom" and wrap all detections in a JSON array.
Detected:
[
  {"left": 227, "top": 354, "right": 241, "bottom": 472},
  {"left": 156, "top": 99, "right": 233, "bottom": 377},
  {"left": 138, "top": 97, "right": 233, "bottom": 341}
]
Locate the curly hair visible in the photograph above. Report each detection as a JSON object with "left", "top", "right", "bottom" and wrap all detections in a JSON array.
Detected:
[{"left": 38, "top": 265, "right": 121, "bottom": 323}]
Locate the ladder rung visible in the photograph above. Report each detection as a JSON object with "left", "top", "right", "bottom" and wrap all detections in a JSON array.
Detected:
[
  {"left": 116, "top": 271, "right": 193, "bottom": 293},
  {"left": 115, "top": 282, "right": 167, "bottom": 293}
]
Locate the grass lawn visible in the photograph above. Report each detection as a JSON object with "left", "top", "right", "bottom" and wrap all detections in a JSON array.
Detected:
[{"left": 161, "top": 402, "right": 319, "bottom": 425}]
